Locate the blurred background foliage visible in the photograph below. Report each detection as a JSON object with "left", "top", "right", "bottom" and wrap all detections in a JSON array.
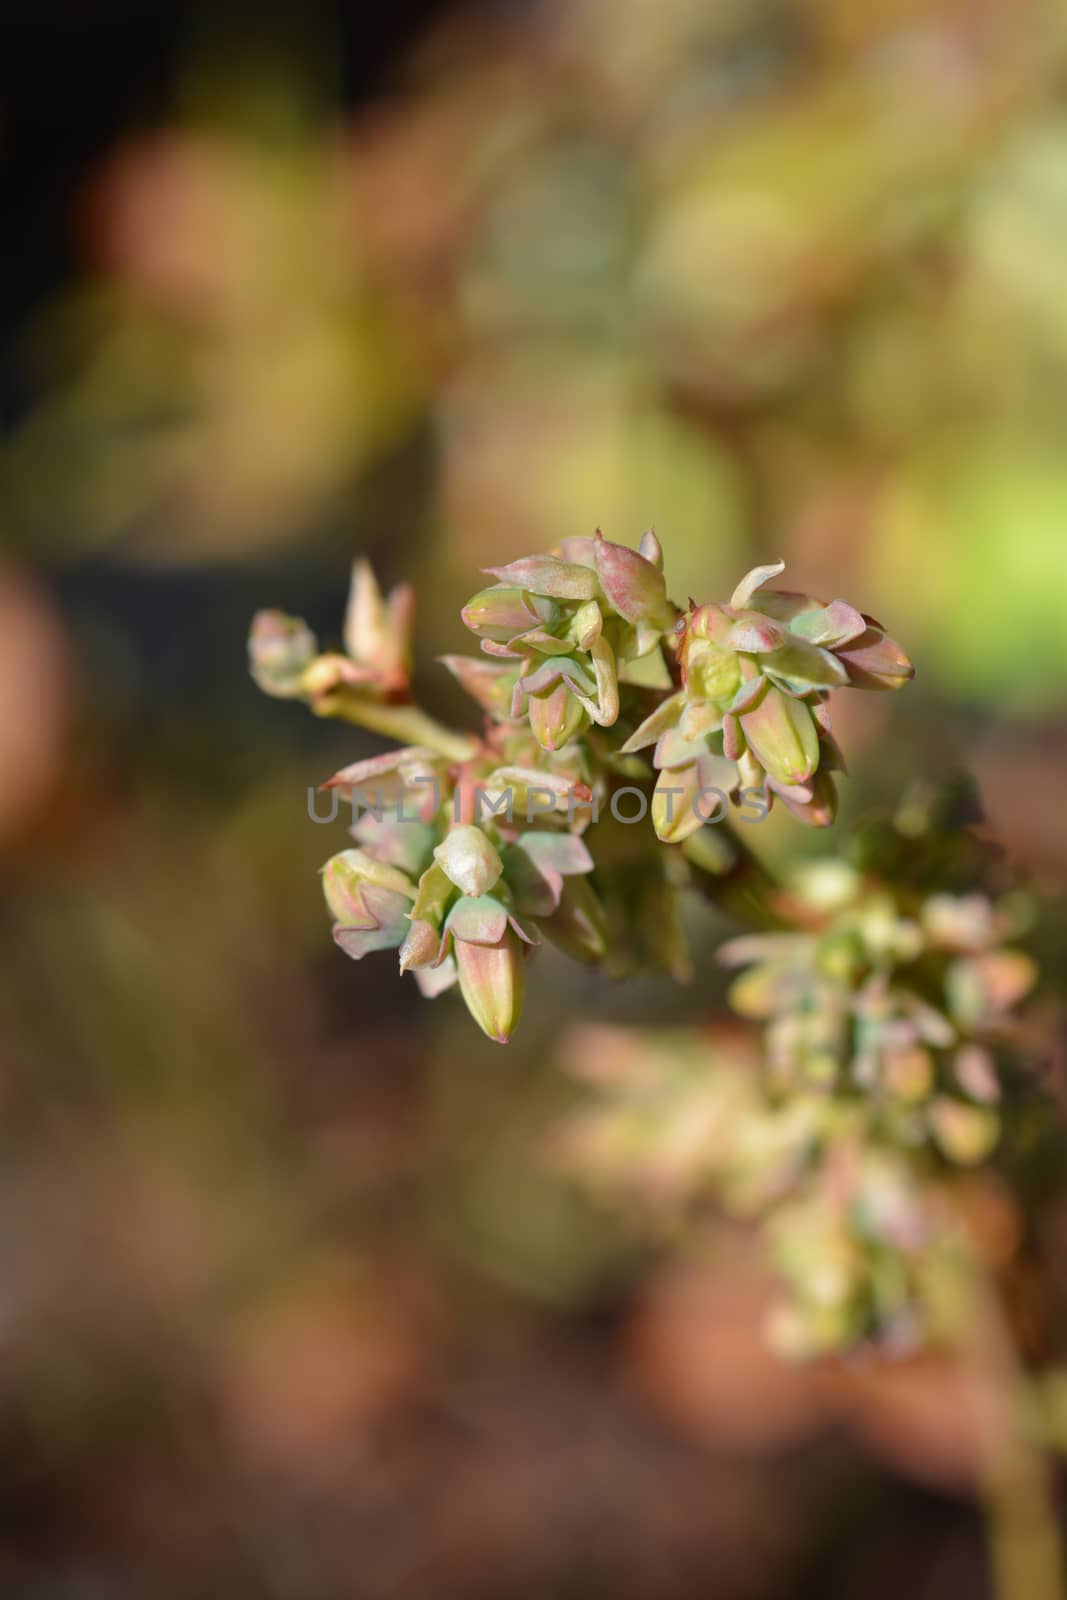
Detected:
[{"left": 1, "top": 1, "right": 1066, "bottom": 1595}]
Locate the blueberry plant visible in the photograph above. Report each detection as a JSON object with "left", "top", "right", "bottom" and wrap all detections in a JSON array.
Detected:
[{"left": 251, "top": 535, "right": 1064, "bottom": 1598}]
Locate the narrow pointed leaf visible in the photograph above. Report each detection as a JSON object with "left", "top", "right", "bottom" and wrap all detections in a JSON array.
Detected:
[
  {"left": 619, "top": 691, "right": 684, "bottom": 754},
  {"left": 730, "top": 560, "right": 785, "bottom": 610}
]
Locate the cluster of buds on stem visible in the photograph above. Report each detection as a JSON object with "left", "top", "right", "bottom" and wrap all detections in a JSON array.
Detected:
[
  {"left": 553, "top": 785, "right": 1048, "bottom": 1358},
  {"left": 250, "top": 532, "right": 912, "bottom": 1045},
  {"left": 312, "top": 743, "right": 604, "bottom": 1041},
  {"left": 623, "top": 560, "right": 912, "bottom": 836},
  {"left": 250, "top": 543, "right": 1057, "bottom": 1366},
  {"left": 458, "top": 531, "right": 675, "bottom": 750},
  {"left": 251, "top": 559, "right": 414, "bottom": 706}
]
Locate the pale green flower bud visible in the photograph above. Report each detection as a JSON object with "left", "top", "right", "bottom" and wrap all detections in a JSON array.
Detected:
[
  {"left": 249, "top": 610, "right": 317, "bottom": 697},
  {"left": 433, "top": 826, "right": 504, "bottom": 897},
  {"left": 683, "top": 637, "right": 742, "bottom": 703},
  {"left": 529, "top": 681, "right": 589, "bottom": 751},
  {"left": 323, "top": 850, "right": 416, "bottom": 960},
  {"left": 461, "top": 586, "right": 557, "bottom": 643},
  {"left": 739, "top": 685, "right": 819, "bottom": 787},
  {"left": 322, "top": 849, "right": 415, "bottom": 925},
  {"left": 454, "top": 928, "right": 528, "bottom": 1044}
]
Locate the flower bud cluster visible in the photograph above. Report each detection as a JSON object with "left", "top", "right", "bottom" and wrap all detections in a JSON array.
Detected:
[
  {"left": 458, "top": 529, "right": 674, "bottom": 751},
  {"left": 553, "top": 1024, "right": 957, "bottom": 1358},
  {"left": 553, "top": 789, "right": 1044, "bottom": 1358},
  {"left": 721, "top": 878, "right": 1033, "bottom": 1168},
  {"left": 316, "top": 741, "right": 604, "bottom": 1042},
  {"left": 621, "top": 560, "right": 912, "bottom": 836},
  {"left": 250, "top": 550, "right": 1057, "bottom": 1367},
  {"left": 251, "top": 534, "right": 913, "bottom": 1043},
  {"left": 250, "top": 559, "right": 414, "bottom": 709}
]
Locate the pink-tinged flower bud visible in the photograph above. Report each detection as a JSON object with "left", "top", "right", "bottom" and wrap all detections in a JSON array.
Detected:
[
  {"left": 529, "top": 681, "right": 588, "bottom": 750},
  {"left": 321, "top": 746, "right": 443, "bottom": 817},
  {"left": 652, "top": 765, "right": 700, "bottom": 844},
  {"left": 652, "top": 753, "right": 734, "bottom": 843},
  {"left": 322, "top": 849, "right": 415, "bottom": 925},
  {"left": 461, "top": 586, "right": 557, "bottom": 642},
  {"left": 739, "top": 685, "right": 819, "bottom": 786},
  {"left": 591, "top": 532, "right": 672, "bottom": 625},
  {"left": 834, "top": 625, "right": 914, "bottom": 690},
  {"left": 249, "top": 610, "right": 317, "bottom": 697},
  {"left": 433, "top": 825, "right": 503, "bottom": 897},
  {"left": 768, "top": 769, "right": 839, "bottom": 828},
  {"left": 482, "top": 556, "right": 600, "bottom": 601},
  {"left": 454, "top": 927, "right": 528, "bottom": 1043},
  {"left": 482, "top": 765, "right": 589, "bottom": 816},
  {"left": 343, "top": 559, "right": 413, "bottom": 694},
  {"left": 684, "top": 604, "right": 733, "bottom": 645},
  {"left": 324, "top": 851, "right": 416, "bottom": 960}
]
